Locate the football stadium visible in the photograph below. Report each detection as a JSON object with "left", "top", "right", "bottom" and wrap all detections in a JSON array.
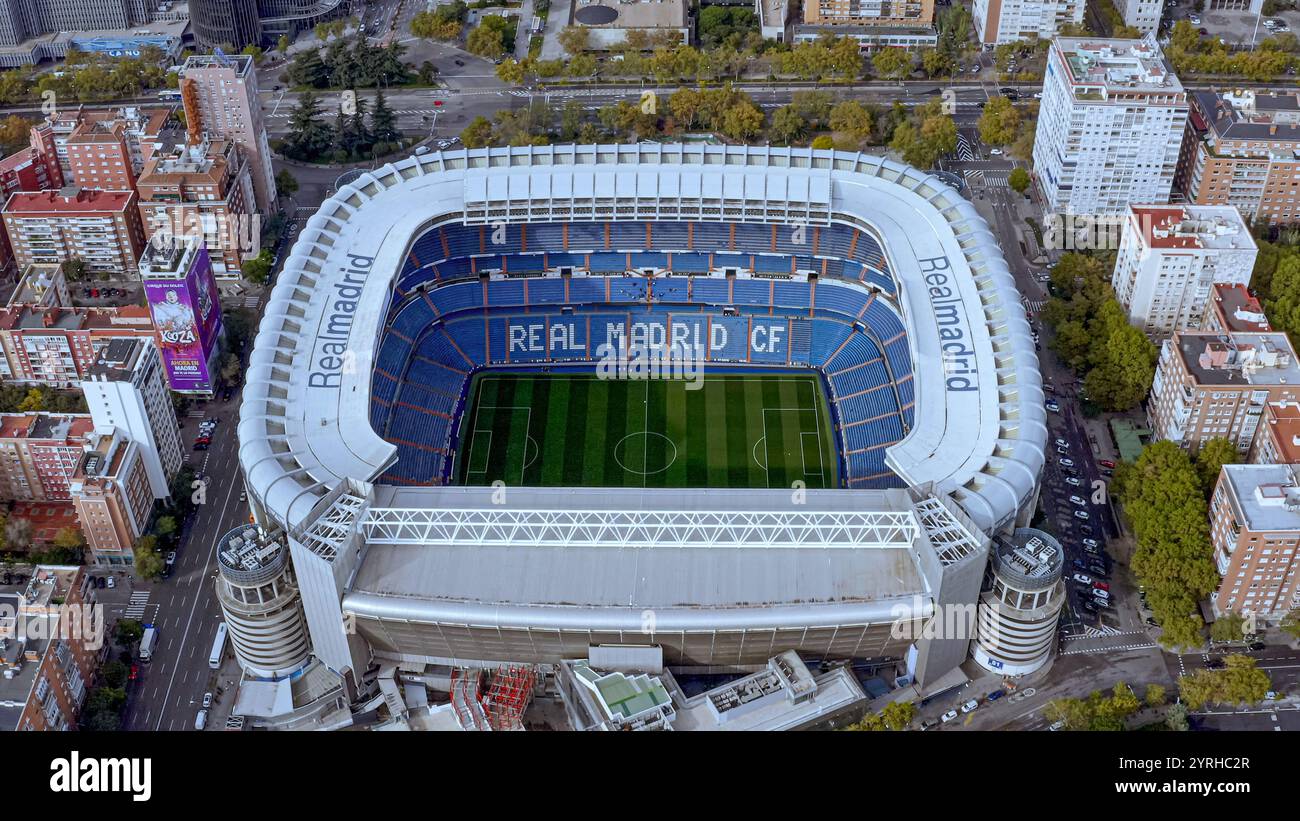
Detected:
[{"left": 238, "top": 144, "right": 1046, "bottom": 702}]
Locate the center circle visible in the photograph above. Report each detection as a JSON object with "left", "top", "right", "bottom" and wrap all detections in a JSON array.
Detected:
[
  {"left": 575, "top": 4, "right": 619, "bottom": 24},
  {"left": 613, "top": 432, "right": 677, "bottom": 475}
]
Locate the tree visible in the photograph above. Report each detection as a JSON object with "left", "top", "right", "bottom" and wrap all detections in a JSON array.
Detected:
[
  {"left": 921, "top": 48, "right": 954, "bottom": 78},
  {"left": 720, "top": 99, "right": 765, "bottom": 141},
  {"left": 115, "top": 618, "right": 144, "bottom": 647},
  {"left": 558, "top": 25, "right": 589, "bottom": 56},
  {"left": 1179, "top": 654, "right": 1272, "bottom": 710},
  {"left": 52, "top": 527, "right": 85, "bottom": 554},
  {"left": 1043, "top": 697, "right": 1091, "bottom": 730},
  {"left": 891, "top": 106, "right": 957, "bottom": 170},
  {"left": 370, "top": 88, "right": 400, "bottom": 145},
  {"left": 1164, "top": 701, "right": 1190, "bottom": 731},
  {"left": 1194, "top": 437, "right": 1238, "bottom": 498},
  {"left": 466, "top": 16, "right": 515, "bottom": 59},
  {"left": 829, "top": 100, "right": 874, "bottom": 142},
  {"left": 1144, "top": 683, "right": 1167, "bottom": 708},
  {"left": 978, "top": 96, "right": 1021, "bottom": 145},
  {"left": 811, "top": 135, "right": 834, "bottom": 150},
  {"left": 461, "top": 115, "right": 495, "bottom": 148},
  {"left": 101, "top": 660, "right": 128, "bottom": 689},
  {"left": 496, "top": 57, "right": 526, "bottom": 85},
  {"left": 1210, "top": 613, "right": 1248, "bottom": 643},
  {"left": 1282, "top": 608, "right": 1300, "bottom": 640},
  {"left": 568, "top": 53, "right": 598, "bottom": 79},
  {"left": 768, "top": 106, "right": 808, "bottom": 145},
  {"left": 281, "top": 91, "right": 334, "bottom": 160},
  {"left": 872, "top": 47, "right": 914, "bottom": 80},
  {"left": 133, "top": 540, "right": 164, "bottom": 580},
  {"left": 277, "top": 35, "right": 291, "bottom": 54},
  {"left": 1119, "top": 440, "right": 1220, "bottom": 651},
  {"left": 241, "top": 248, "right": 273, "bottom": 284},
  {"left": 275, "top": 169, "right": 299, "bottom": 200},
  {"left": 0, "top": 114, "right": 32, "bottom": 155},
  {"left": 1008, "top": 166, "right": 1031, "bottom": 193},
  {"left": 879, "top": 700, "right": 915, "bottom": 731},
  {"left": 845, "top": 712, "right": 886, "bottom": 730}
]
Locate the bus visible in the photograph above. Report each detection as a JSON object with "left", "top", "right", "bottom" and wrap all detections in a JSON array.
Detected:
[
  {"left": 157, "top": 89, "right": 181, "bottom": 101},
  {"left": 208, "top": 622, "right": 228, "bottom": 669},
  {"left": 139, "top": 627, "right": 158, "bottom": 662}
]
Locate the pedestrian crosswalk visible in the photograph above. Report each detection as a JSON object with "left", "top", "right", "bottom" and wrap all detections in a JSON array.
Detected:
[
  {"left": 983, "top": 170, "right": 1011, "bottom": 187},
  {"left": 963, "top": 169, "right": 984, "bottom": 187},
  {"left": 242, "top": 296, "right": 260, "bottom": 309},
  {"left": 1024, "top": 299, "right": 1046, "bottom": 313},
  {"left": 125, "top": 592, "right": 150, "bottom": 620},
  {"left": 187, "top": 410, "right": 206, "bottom": 419}
]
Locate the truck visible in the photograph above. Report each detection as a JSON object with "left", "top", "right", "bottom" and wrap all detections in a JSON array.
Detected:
[{"left": 139, "top": 627, "right": 158, "bottom": 662}]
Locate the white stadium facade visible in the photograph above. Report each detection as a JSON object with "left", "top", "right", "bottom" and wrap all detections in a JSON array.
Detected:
[{"left": 236, "top": 143, "right": 1047, "bottom": 717}]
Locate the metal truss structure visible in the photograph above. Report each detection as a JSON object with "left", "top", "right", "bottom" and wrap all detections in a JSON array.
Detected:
[{"left": 359, "top": 507, "right": 919, "bottom": 549}]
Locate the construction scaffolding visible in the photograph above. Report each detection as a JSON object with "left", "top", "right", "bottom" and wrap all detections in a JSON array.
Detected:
[
  {"left": 449, "top": 665, "right": 538, "bottom": 731},
  {"left": 483, "top": 665, "right": 538, "bottom": 731}
]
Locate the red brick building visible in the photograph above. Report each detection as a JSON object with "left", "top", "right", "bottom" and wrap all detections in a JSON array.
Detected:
[
  {"left": 1, "top": 566, "right": 104, "bottom": 731},
  {"left": 0, "top": 305, "right": 155, "bottom": 388},
  {"left": 1, "top": 188, "right": 146, "bottom": 278},
  {"left": 0, "top": 413, "right": 95, "bottom": 501}
]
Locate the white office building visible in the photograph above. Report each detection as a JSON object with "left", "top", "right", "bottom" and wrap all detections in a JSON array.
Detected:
[
  {"left": 80, "top": 337, "right": 181, "bottom": 499},
  {"left": 1033, "top": 35, "right": 1188, "bottom": 216},
  {"left": 1112, "top": 204, "right": 1258, "bottom": 337},
  {"left": 971, "top": 0, "right": 1085, "bottom": 45}
]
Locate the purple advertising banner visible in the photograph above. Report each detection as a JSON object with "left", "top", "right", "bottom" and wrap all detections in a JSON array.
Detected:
[{"left": 145, "top": 245, "right": 224, "bottom": 393}]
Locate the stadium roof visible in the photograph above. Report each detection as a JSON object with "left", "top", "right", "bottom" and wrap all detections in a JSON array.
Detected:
[{"left": 240, "top": 144, "right": 1045, "bottom": 536}]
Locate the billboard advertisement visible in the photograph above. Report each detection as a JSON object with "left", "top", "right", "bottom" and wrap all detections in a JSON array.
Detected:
[{"left": 145, "top": 245, "right": 224, "bottom": 393}]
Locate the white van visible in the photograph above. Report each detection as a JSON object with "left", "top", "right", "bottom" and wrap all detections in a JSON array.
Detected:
[{"left": 195, "top": 709, "right": 208, "bottom": 730}]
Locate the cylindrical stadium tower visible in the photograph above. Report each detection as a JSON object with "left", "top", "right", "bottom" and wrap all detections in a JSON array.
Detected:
[
  {"left": 214, "top": 524, "right": 312, "bottom": 680},
  {"left": 970, "top": 528, "right": 1065, "bottom": 676},
  {"left": 191, "top": 0, "right": 263, "bottom": 51}
]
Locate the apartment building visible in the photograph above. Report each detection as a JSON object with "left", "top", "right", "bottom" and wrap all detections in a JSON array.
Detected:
[
  {"left": 1179, "top": 89, "right": 1300, "bottom": 225},
  {"left": 1118, "top": 0, "right": 1162, "bottom": 33},
  {"left": 1148, "top": 331, "right": 1300, "bottom": 454},
  {"left": 1, "top": 187, "right": 146, "bottom": 278},
  {"left": 1, "top": 566, "right": 103, "bottom": 731},
  {"left": 0, "top": 305, "right": 155, "bottom": 387},
  {"left": 80, "top": 337, "right": 180, "bottom": 498},
  {"left": 31, "top": 105, "right": 167, "bottom": 186},
  {"left": 804, "top": 0, "right": 933, "bottom": 25},
  {"left": 0, "top": 413, "right": 95, "bottom": 502},
  {"left": 65, "top": 119, "right": 137, "bottom": 192},
  {"left": 6, "top": 264, "right": 70, "bottom": 309},
  {"left": 180, "top": 53, "right": 276, "bottom": 214},
  {"left": 135, "top": 139, "right": 256, "bottom": 279},
  {"left": 70, "top": 426, "right": 154, "bottom": 564},
  {"left": 1248, "top": 400, "right": 1300, "bottom": 465},
  {"left": 0, "top": 144, "right": 61, "bottom": 197},
  {"left": 1209, "top": 464, "right": 1300, "bottom": 622},
  {"left": 1033, "top": 35, "right": 1188, "bottom": 215},
  {"left": 972, "top": 0, "right": 1085, "bottom": 45},
  {"left": 1201, "top": 283, "right": 1272, "bottom": 335},
  {"left": 1111, "top": 204, "right": 1257, "bottom": 337}
]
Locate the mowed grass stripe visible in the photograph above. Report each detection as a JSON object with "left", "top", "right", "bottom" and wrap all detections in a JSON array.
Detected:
[{"left": 457, "top": 373, "right": 842, "bottom": 489}]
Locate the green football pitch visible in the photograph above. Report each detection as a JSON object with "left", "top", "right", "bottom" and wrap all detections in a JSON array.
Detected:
[{"left": 454, "top": 373, "right": 840, "bottom": 489}]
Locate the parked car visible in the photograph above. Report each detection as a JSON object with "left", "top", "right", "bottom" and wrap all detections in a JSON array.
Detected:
[
  {"left": 1092, "top": 587, "right": 1110, "bottom": 600},
  {"left": 1072, "top": 559, "right": 1088, "bottom": 570},
  {"left": 941, "top": 709, "right": 959, "bottom": 723},
  {"left": 165, "top": 551, "right": 176, "bottom": 565},
  {"left": 1072, "top": 573, "right": 1092, "bottom": 585},
  {"left": 1054, "top": 438, "right": 1069, "bottom": 448},
  {"left": 960, "top": 699, "right": 979, "bottom": 713},
  {"left": 920, "top": 717, "right": 940, "bottom": 730},
  {"left": 1073, "top": 509, "right": 1090, "bottom": 520},
  {"left": 1088, "top": 566, "right": 1108, "bottom": 578},
  {"left": 1060, "top": 458, "right": 1074, "bottom": 468},
  {"left": 1093, "top": 581, "right": 1110, "bottom": 592},
  {"left": 1082, "top": 600, "right": 1099, "bottom": 613},
  {"left": 1249, "top": 641, "right": 1266, "bottom": 651},
  {"left": 128, "top": 663, "right": 139, "bottom": 681},
  {"left": 987, "top": 690, "right": 1005, "bottom": 702},
  {"left": 1146, "top": 617, "right": 1159, "bottom": 627},
  {"left": 1049, "top": 719, "right": 1066, "bottom": 731},
  {"left": 106, "top": 576, "right": 115, "bottom": 589},
  {"left": 1046, "top": 401, "right": 1061, "bottom": 412},
  {"left": 1065, "top": 476, "right": 1081, "bottom": 486},
  {"left": 1099, "top": 459, "right": 1116, "bottom": 469},
  {"left": 1082, "top": 538, "right": 1099, "bottom": 549},
  {"left": 202, "top": 692, "right": 213, "bottom": 708},
  {"left": 1068, "top": 495, "right": 1086, "bottom": 506},
  {"left": 195, "top": 709, "right": 208, "bottom": 730}
]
